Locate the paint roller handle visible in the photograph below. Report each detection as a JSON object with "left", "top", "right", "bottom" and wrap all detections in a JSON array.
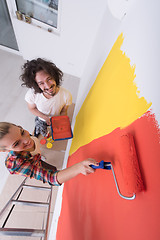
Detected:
[
  {"left": 91, "top": 160, "right": 136, "bottom": 200},
  {"left": 90, "top": 160, "right": 111, "bottom": 170}
]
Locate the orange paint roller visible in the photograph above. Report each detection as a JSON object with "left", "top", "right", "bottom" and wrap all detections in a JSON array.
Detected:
[
  {"left": 112, "top": 133, "right": 145, "bottom": 199},
  {"left": 91, "top": 133, "right": 145, "bottom": 200}
]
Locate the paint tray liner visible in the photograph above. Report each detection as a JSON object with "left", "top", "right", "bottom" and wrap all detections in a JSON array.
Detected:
[{"left": 51, "top": 116, "right": 73, "bottom": 141}]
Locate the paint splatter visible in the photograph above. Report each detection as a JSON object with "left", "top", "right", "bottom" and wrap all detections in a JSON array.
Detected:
[{"left": 70, "top": 33, "right": 152, "bottom": 155}]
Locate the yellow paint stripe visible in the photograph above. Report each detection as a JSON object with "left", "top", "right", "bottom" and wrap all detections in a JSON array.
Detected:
[{"left": 70, "top": 33, "right": 152, "bottom": 155}]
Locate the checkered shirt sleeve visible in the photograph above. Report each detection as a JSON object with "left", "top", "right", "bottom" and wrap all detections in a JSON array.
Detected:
[{"left": 5, "top": 151, "right": 61, "bottom": 186}]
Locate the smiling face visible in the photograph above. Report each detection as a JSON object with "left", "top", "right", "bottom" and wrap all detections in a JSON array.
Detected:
[
  {"left": 35, "top": 70, "right": 58, "bottom": 98},
  {"left": 0, "top": 125, "right": 34, "bottom": 152}
]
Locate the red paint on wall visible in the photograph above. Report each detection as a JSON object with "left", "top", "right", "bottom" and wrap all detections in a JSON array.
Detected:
[{"left": 56, "top": 111, "right": 160, "bottom": 240}]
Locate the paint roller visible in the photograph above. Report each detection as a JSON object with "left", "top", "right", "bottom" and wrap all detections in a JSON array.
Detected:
[{"left": 90, "top": 133, "right": 145, "bottom": 200}]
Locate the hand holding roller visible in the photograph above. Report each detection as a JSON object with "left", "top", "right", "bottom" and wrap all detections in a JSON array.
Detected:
[{"left": 90, "top": 160, "right": 135, "bottom": 200}]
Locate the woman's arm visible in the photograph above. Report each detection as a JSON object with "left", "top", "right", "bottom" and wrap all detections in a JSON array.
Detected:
[
  {"left": 56, "top": 158, "right": 98, "bottom": 184},
  {"left": 6, "top": 153, "right": 98, "bottom": 186}
]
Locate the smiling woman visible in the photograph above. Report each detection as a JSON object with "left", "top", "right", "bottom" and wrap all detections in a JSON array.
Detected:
[
  {"left": 0, "top": 122, "right": 98, "bottom": 186},
  {"left": 0, "top": 123, "right": 34, "bottom": 152}
]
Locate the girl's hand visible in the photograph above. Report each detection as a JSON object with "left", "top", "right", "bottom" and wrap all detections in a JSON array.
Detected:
[
  {"left": 56, "top": 158, "right": 99, "bottom": 185},
  {"left": 77, "top": 158, "right": 99, "bottom": 175}
]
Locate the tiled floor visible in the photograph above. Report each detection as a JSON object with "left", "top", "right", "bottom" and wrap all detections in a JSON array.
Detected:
[{"left": 0, "top": 48, "right": 79, "bottom": 239}]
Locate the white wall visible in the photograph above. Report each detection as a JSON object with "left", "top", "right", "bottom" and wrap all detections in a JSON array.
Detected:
[
  {"left": 73, "top": 4, "right": 121, "bottom": 116},
  {"left": 7, "top": 0, "right": 108, "bottom": 78},
  {"left": 119, "top": 0, "right": 160, "bottom": 126}
]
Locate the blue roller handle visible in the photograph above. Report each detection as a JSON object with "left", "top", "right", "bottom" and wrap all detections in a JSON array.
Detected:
[{"left": 90, "top": 160, "right": 111, "bottom": 170}]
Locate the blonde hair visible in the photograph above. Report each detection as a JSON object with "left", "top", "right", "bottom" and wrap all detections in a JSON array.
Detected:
[{"left": 0, "top": 122, "right": 15, "bottom": 150}]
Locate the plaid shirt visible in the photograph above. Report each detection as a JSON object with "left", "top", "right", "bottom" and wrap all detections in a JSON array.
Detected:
[{"left": 5, "top": 151, "right": 60, "bottom": 186}]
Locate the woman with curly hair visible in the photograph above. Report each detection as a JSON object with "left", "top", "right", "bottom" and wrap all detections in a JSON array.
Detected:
[{"left": 21, "top": 58, "right": 72, "bottom": 137}]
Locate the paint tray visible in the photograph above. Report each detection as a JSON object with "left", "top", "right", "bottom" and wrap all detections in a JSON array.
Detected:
[{"left": 51, "top": 115, "right": 73, "bottom": 141}]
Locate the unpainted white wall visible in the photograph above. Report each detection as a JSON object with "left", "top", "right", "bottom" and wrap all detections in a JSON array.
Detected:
[
  {"left": 73, "top": 4, "right": 121, "bottom": 116},
  {"left": 120, "top": 0, "right": 160, "bottom": 126}
]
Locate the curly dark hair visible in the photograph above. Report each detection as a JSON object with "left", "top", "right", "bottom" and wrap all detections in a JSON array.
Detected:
[{"left": 20, "top": 58, "right": 63, "bottom": 93}]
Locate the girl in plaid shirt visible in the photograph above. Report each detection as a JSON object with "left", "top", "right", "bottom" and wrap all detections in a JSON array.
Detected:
[{"left": 0, "top": 122, "right": 98, "bottom": 186}]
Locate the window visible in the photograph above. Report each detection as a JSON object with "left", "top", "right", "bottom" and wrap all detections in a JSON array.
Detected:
[{"left": 15, "top": 0, "right": 60, "bottom": 31}]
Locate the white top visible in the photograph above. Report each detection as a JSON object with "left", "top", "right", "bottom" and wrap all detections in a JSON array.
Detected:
[{"left": 25, "top": 87, "right": 72, "bottom": 121}]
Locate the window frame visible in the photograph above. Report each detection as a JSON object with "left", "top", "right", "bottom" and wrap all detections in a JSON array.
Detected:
[{"left": 11, "top": 0, "right": 61, "bottom": 34}]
